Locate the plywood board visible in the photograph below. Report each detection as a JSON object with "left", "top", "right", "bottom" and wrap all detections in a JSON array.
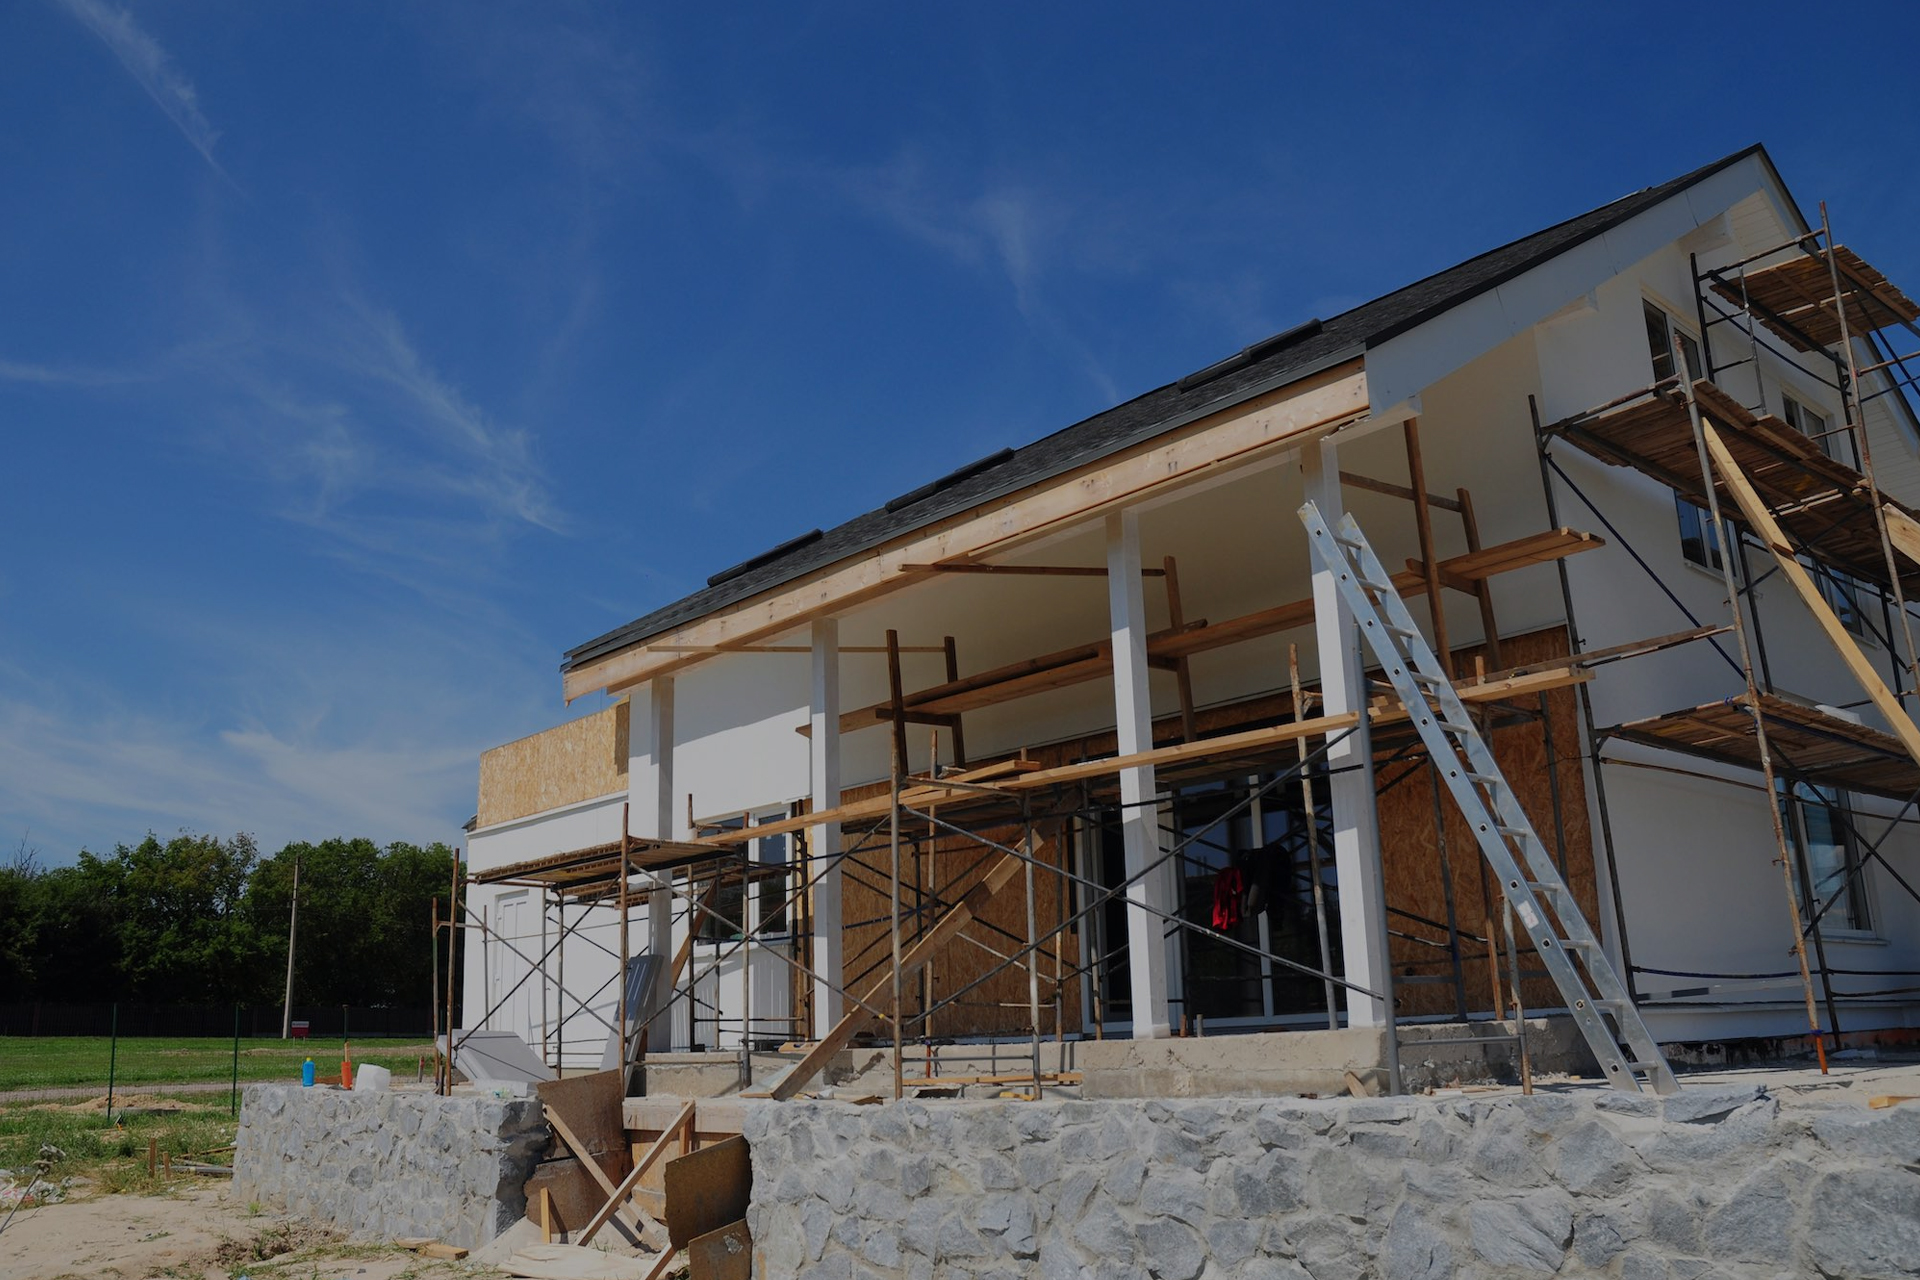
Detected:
[
  {"left": 687, "top": 1221, "right": 752, "bottom": 1280},
  {"left": 662, "top": 1136, "right": 752, "bottom": 1249},
  {"left": 503, "top": 1245, "right": 648, "bottom": 1280},
  {"left": 479, "top": 702, "right": 629, "bottom": 827}
]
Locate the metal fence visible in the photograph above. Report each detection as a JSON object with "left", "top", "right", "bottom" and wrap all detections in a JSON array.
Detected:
[{"left": 0, "top": 1002, "right": 437, "bottom": 1039}]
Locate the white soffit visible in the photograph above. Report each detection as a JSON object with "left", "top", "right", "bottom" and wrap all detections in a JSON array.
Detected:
[{"left": 1363, "top": 153, "right": 1775, "bottom": 411}]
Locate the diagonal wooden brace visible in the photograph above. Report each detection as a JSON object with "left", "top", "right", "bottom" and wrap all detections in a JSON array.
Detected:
[
  {"left": 577, "top": 1098, "right": 697, "bottom": 1246},
  {"left": 767, "top": 837, "right": 1041, "bottom": 1101}
]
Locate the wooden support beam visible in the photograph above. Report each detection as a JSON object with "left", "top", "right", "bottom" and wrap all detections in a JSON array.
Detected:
[
  {"left": 667, "top": 880, "right": 721, "bottom": 993},
  {"left": 1341, "top": 469, "right": 1465, "bottom": 512},
  {"left": 1404, "top": 419, "right": 1451, "bottom": 676},
  {"left": 544, "top": 1108, "right": 646, "bottom": 1238},
  {"left": 943, "top": 635, "right": 967, "bottom": 767},
  {"left": 1164, "top": 556, "right": 1198, "bottom": 742},
  {"left": 717, "top": 659, "right": 1595, "bottom": 852},
  {"left": 764, "top": 839, "right": 1039, "bottom": 1100},
  {"left": 833, "top": 528, "right": 1600, "bottom": 730},
  {"left": 1702, "top": 421, "right": 1920, "bottom": 768},
  {"left": 1456, "top": 487, "right": 1502, "bottom": 669},
  {"left": 1882, "top": 502, "right": 1920, "bottom": 567},
  {"left": 577, "top": 1099, "right": 696, "bottom": 1246},
  {"left": 899, "top": 563, "right": 1166, "bottom": 577}
]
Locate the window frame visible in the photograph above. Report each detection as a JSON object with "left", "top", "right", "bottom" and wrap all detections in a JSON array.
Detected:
[{"left": 1781, "top": 782, "right": 1875, "bottom": 937}]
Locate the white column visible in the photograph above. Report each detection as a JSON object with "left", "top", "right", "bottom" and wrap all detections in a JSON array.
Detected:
[
  {"left": 810, "top": 619, "right": 845, "bottom": 1035},
  {"left": 642, "top": 676, "right": 677, "bottom": 1050},
  {"left": 1303, "top": 436, "right": 1391, "bottom": 1027},
  {"left": 1107, "top": 509, "right": 1173, "bottom": 1039}
]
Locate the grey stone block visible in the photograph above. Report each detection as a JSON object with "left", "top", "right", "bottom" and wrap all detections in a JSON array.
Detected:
[
  {"left": 1469, "top": 1194, "right": 1574, "bottom": 1273},
  {"left": 1138, "top": 1218, "right": 1205, "bottom": 1280},
  {"left": 1385, "top": 1201, "right": 1454, "bottom": 1280},
  {"left": 1807, "top": 1168, "right": 1920, "bottom": 1279}
]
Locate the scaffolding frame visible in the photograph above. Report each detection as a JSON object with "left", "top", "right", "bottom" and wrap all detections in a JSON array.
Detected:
[
  {"left": 1531, "top": 210, "right": 1920, "bottom": 1062},
  {"left": 452, "top": 427, "right": 1682, "bottom": 1103}
]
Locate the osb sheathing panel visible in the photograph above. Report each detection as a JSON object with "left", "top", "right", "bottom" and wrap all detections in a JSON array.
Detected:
[
  {"left": 478, "top": 701, "right": 630, "bottom": 828},
  {"left": 834, "top": 797, "right": 1081, "bottom": 1042},
  {"left": 828, "top": 625, "right": 1593, "bottom": 1037},
  {"left": 1375, "top": 626, "right": 1596, "bottom": 1017}
]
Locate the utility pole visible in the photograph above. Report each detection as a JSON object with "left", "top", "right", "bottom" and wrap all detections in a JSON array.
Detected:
[{"left": 280, "top": 851, "right": 301, "bottom": 1039}]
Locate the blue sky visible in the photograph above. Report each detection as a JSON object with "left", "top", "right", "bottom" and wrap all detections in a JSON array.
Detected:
[{"left": 4, "top": 2, "right": 1917, "bottom": 863}]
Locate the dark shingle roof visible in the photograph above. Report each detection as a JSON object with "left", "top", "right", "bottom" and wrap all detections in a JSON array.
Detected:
[{"left": 566, "top": 144, "right": 1766, "bottom": 674}]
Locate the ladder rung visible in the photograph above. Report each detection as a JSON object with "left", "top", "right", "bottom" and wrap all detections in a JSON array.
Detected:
[
  {"left": 1496, "top": 824, "right": 1532, "bottom": 838},
  {"left": 1387, "top": 624, "right": 1423, "bottom": 639},
  {"left": 1438, "top": 718, "right": 1473, "bottom": 733},
  {"left": 1526, "top": 881, "right": 1566, "bottom": 897}
]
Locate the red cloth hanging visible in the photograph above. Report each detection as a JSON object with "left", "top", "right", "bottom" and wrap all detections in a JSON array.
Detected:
[{"left": 1211, "top": 867, "right": 1246, "bottom": 931}]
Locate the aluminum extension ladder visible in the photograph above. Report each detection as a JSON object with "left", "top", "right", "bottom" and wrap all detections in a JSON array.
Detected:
[{"left": 1300, "top": 500, "right": 1679, "bottom": 1095}]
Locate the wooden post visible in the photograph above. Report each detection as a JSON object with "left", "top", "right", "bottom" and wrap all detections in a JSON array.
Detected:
[
  {"left": 540, "top": 1186, "right": 552, "bottom": 1245},
  {"left": 1290, "top": 644, "right": 1339, "bottom": 1029},
  {"left": 1455, "top": 487, "right": 1502, "bottom": 669},
  {"left": 445, "top": 849, "right": 458, "bottom": 1094},
  {"left": 1163, "top": 557, "right": 1199, "bottom": 742},
  {"left": 430, "top": 896, "right": 440, "bottom": 1091},
  {"left": 1404, "top": 418, "right": 1452, "bottom": 675},
  {"left": 619, "top": 804, "right": 632, "bottom": 1090},
  {"left": 943, "top": 635, "right": 968, "bottom": 767},
  {"left": 886, "top": 630, "right": 909, "bottom": 1098}
]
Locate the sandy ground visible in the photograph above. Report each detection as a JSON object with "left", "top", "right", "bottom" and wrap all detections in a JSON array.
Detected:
[{"left": 0, "top": 1182, "right": 503, "bottom": 1280}]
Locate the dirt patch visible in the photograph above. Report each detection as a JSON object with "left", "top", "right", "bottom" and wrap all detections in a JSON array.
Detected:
[{"left": 0, "top": 1184, "right": 503, "bottom": 1279}]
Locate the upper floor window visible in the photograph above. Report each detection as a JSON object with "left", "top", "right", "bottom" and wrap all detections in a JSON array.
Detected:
[
  {"left": 1781, "top": 392, "right": 1852, "bottom": 467},
  {"left": 1676, "top": 497, "right": 1734, "bottom": 573},
  {"left": 1644, "top": 301, "right": 1703, "bottom": 384},
  {"left": 1781, "top": 782, "right": 1872, "bottom": 933}
]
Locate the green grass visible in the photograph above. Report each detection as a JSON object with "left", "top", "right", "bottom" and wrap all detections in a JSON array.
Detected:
[
  {"left": 0, "top": 1037, "right": 438, "bottom": 1092},
  {"left": 0, "top": 1094, "right": 237, "bottom": 1193}
]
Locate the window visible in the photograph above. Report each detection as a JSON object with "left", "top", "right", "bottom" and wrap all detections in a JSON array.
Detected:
[
  {"left": 1651, "top": 303, "right": 1722, "bottom": 572},
  {"left": 1675, "top": 496, "right": 1735, "bottom": 573},
  {"left": 1781, "top": 783, "right": 1872, "bottom": 933},
  {"left": 754, "top": 828, "right": 791, "bottom": 935},
  {"left": 1814, "top": 562, "right": 1867, "bottom": 637},
  {"left": 1086, "top": 769, "right": 1342, "bottom": 1025},
  {"left": 1644, "top": 301, "right": 1703, "bottom": 384},
  {"left": 698, "top": 816, "right": 747, "bottom": 941},
  {"left": 695, "top": 808, "right": 795, "bottom": 941},
  {"left": 1782, "top": 393, "right": 1852, "bottom": 467}
]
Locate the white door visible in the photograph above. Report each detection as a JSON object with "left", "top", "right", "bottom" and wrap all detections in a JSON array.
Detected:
[{"left": 489, "top": 892, "right": 537, "bottom": 1047}]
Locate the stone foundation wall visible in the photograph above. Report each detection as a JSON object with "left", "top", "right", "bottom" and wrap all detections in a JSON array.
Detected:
[
  {"left": 743, "top": 1087, "right": 1919, "bottom": 1279},
  {"left": 234, "top": 1085, "right": 548, "bottom": 1248}
]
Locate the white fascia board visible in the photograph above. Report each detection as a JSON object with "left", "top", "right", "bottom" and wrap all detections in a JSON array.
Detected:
[
  {"left": 1365, "top": 154, "right": 1774, "bottom": 411},
  {"left": 466, "top": 789, "right": 629, "bottom": 840}
]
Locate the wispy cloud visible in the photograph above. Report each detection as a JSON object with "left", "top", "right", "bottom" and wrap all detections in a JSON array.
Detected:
[
  {"left": 55, "top": 0, "right": 230, "bottom": 181},
  {"left": 338, "top": 301, "right": 566, "bottom": 534},
  {"left": 0, "top": 356, "right": 142, "bottom": 387}
]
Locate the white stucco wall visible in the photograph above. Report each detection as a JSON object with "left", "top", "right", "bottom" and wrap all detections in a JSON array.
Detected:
[{"left": 464, "top": 160, "right": 1920, "bottom": 1056}]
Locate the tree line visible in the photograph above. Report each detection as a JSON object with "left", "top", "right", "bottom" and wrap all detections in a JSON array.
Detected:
[{"left": 0, "top": 833, "right": 461, "bottom": 1009}]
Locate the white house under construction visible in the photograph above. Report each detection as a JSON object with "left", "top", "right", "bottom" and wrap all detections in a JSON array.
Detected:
[{"left": 457, "top": 144, "right": 1920, "bottom": 1095}]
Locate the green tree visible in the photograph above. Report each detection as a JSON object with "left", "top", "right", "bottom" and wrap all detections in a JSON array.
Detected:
[
  {"left": 106, "top": 832, "right": 260, "bottom": 1003},
  {"left": 248, "top": 838, "right": 460, "bottom": 1010}
]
